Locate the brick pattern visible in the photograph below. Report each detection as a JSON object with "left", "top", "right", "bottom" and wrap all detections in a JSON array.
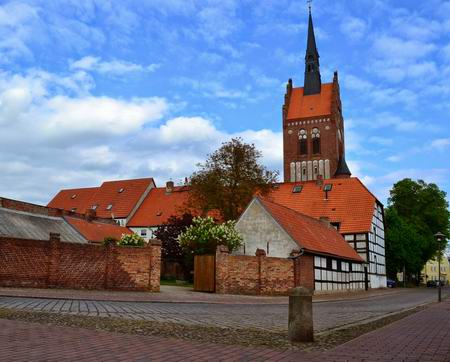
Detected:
[
  {"left": 0, "top": 235, "right": 161, "bottom": 292},
  {"left": 282, "top": 74, "right": 345, "bottom": 182},
  {"left": 216, "top": 247, "right": 308, "bottom": 295},
  {"left": 1, "top": 298, "right": 449, "bottom": 361}
]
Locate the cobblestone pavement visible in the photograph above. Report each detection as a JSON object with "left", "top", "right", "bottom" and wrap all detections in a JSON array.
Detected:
[
  {"left": 0, "top": 288, "right": 447, "bottom": 332},
  {"left": 1, "top": 297, "right": 449, "bottom": 361}
]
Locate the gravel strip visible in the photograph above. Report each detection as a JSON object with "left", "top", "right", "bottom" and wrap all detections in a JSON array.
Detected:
[{"left": 0, "top": 305, "right": 427, "bottom": 352}]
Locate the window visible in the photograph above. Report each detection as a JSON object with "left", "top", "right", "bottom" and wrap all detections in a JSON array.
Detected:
[
  {"left": 118, "top": 188, "right": 125, "bottom": 193},
  {"left": 299, "top": 129, "right": 307, "bottom": 155},
  {"left": 266, "top": 241, "right": 270, "bottom": 255},
  {"left": 71, "top": 194, "right": 77, "bottom": 199},
  {"left": 140, "top": 229, "right": 147, "bottom": 237},
  {"left": 70, "top": 208, "right": 77, "bottom": 212},
  {"left": 312, "top": 128, "right": 321, "bottom": 154},
  {"left": 106, "top": 204, "right": 113, "bottom": 211},
  {"left": 292, "top": 185, "right": 303, "bottom": 193},
  {"left": 323, "top": 184, "right": 333, "bottom": 192},
  {"left": 91, "top": 204, "right": 98, "bottom": 210}
]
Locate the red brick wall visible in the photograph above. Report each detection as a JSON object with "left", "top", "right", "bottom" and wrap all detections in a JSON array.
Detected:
[
  {"left": 215, "top": 247, "right": 312, "bottom": 296},
  {"left": 0, "top": 235, "right": 161, "bottom": 292}
]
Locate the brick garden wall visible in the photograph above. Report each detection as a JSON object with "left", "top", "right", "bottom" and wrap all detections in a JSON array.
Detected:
[
  {"left": 0, "top": 234, "right": 161, "bottom": 292},
  {"left": 215, "top": 246, "right": 311, "bottom": 296}
]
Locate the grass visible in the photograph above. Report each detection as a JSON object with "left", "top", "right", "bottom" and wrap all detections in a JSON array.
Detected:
[{"left": 160, "top": 279, "right": 193, "bottom": 288}]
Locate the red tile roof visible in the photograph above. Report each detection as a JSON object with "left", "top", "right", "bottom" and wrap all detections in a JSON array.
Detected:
[
  {"left": 127, "top": 186, "right": 192, "bottom": 227},
  {"left": 286, "top": 83, "right": 333, "bottom": 120},
  {"left": 48, "top": 178, "right": 155, "bottom": 219},
  {"left": 257, "top": 197, "right": 362, "bottom": 262},
  {"left": 64, "top": 216, "right": 133, "bottom": 243},
  {"left": 265, "top": 178, "right": 377, "bottom": 234}
]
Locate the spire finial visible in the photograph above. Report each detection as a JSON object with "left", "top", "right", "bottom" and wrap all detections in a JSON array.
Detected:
[{"left": 307, "top": 0, "right": 312, "bottom": 14}]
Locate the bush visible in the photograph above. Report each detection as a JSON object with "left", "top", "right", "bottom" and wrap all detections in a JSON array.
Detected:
[
  {"left": 118, "top": 233, "right": 146, "bottom": 247},
  {"left": 178, "top": 216, "right": 242, "bottom": 255},
  {"left": 103, "top": 236, "right": 118, "bottom": 246}
]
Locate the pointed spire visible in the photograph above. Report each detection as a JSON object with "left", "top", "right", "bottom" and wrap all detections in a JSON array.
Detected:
[
  {"left": 304, "top": 5, "right": 321, "bottom": 96},
  {"left": 334, "top": 156, "right": 352, "bottom": 178}
]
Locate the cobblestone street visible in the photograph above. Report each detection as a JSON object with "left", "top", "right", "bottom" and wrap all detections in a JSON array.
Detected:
[
  {"left": 0, "top": 288, "right": 447, "bottom": 332},
  {"left": 1, "top": 296, "right": 449, "bottom": 361}
]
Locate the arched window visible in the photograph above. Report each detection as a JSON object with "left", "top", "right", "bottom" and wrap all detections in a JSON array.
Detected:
[
  {"left": 299, "top": 129, "right": 308, "bottom": 155},
  {"left": 312, "top": 128, "right": 321, "bottom": 154}
]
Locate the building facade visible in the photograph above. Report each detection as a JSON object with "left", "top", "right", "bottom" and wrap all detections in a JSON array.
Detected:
[{"left": 283, "top": 10, "right": 350, "bottom": 183}]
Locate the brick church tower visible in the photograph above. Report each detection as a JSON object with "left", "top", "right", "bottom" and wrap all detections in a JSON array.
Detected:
[{"left": 282, "top": 8, "right": 351, "bottom": 183}]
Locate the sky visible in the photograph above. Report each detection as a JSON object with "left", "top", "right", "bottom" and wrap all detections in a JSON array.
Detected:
[{"left": 1, "top": 0, "right": 450, "bottom": 206}]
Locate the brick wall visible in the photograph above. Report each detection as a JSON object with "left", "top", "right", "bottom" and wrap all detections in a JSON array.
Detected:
[
  {"left": 0, "top": 234, "right": 161, "bottom": 292},
  {"left": 215, "top": 246, "right": 311, "bottom": 296}
]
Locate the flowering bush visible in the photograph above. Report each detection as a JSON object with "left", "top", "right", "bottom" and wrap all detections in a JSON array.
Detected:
[
  {"left": 118, "top": 233, "right": 146, "bottom": 247},
  {"left": 178, "top": 216, "right": 242, "bottom": 255}
]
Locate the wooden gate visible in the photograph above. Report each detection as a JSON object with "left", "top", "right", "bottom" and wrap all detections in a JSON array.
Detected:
[{"left": 194, "top": 255, "right": 215, "bottom": 292}]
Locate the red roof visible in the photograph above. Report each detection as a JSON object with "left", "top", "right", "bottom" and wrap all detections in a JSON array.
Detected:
[
  {"left": 48, "top": 178, "right": 155, "bottom": 219},
  {"left": 127, "top": 186, "right": 192, "bottom": 227},
  {"left": 65, "top": 216, "right": 132, "bottom": 243},
  {"left": 265, "top": 178, "right": 377, "bottom": 234},
  {"left": 257, "top": 197, "right": 362, "bottom": 262},
  {"left": 286, "top": 83, "right": 333, "bottom": 120}
]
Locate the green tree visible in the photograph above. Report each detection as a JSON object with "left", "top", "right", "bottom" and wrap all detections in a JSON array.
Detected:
[
  {"left": 386, "top": 179, "right": 450, "bottom": 279},
  {"left": 385, "top": 208, "right": 422, "bottom": 279},
  {"left": 188, "top": 138, "right": 278, "bottom": 221}
]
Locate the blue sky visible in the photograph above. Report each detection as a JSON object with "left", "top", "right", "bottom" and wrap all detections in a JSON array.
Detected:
[{"left": 1, "top": 0, "right": 450, "bottom": 206}]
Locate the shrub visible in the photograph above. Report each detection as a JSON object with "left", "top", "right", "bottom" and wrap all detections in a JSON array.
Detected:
[
  {"left": 178, "top": 216, "right": 242, "bottom": 255},
  {"left": 118, "top": 233, "right": 146, "bottom": 247},
  {"left": 103, "top": 236, "right": 118, "bottom": 246}
]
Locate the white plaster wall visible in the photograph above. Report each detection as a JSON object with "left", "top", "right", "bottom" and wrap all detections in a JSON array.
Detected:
[{"left": 235, "top": 200, "right": 298, "bottom": 258}]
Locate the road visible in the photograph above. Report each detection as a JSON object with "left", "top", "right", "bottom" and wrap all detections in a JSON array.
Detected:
[{"left": 0, "top": 288, "right": 446, "bottom": 332}]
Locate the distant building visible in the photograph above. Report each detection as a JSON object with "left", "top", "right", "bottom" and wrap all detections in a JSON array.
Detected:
[
  {"left": 421, "top": 256, "right": 449, "bottom": 284},
  {"left": 1, "top": 197, "right": 132, "bottom": 244},
  {"left": 127, "top": 181, "right": 192, "bottom": 240},
  {"left": 48, "top": 178, "right": 155, "bottom": 226}
]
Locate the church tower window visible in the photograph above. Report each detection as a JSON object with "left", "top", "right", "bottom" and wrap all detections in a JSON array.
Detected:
[
  {"left": 299, "top": 129, "right": 308, "bottom": 155},
  {"left": 312, "top": 128, "right": 321, "bottom": 154}
]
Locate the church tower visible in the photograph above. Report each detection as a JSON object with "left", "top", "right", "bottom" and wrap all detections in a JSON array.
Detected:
[{"left": 282, "top": 7, "right": 351, "bottom": 183}]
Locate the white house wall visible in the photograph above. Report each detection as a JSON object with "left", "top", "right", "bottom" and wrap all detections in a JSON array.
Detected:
[{"left": 235, "top": 200, "right": 298, "bottom": 258}]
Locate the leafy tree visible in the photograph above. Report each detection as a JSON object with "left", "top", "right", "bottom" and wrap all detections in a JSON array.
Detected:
[
  {"left": 385, "top": 208, "right": 422, "bottom": 279},
  {"left": 188, "top": 138, "right": 278, "bottom": 221},
  {"left": 154, "top": 213, "right": 193, "bottom": 260},
  {"left": 386, "top": 179, "right": 450, "bottom": 279},
  {"left": 178, "top": 216, "right": 242, "bottom": 255}
]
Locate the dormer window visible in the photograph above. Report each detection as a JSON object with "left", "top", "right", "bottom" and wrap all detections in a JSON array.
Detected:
[
  {"left": 118, "top": 188, "right": 124, "bottom": 193},
  {"left": 91, "top": 205, "right": 98, "bottom": 210},
  {"left": 106, "top": 204, "right": 113, "bottom": 211},
  {"left": 71, "top": 194, "right": 77, "bottom": 199}
]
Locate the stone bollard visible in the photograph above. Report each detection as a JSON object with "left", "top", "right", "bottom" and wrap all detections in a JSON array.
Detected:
[{"left": 288, "top": 287, "right": 313, "bottom": 342}]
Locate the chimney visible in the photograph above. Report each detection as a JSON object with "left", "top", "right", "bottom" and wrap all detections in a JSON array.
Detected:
[
  {"left": 319, "top": 216, "right": 331, "bottom": 228},
  {"left": 85, "top": 208, "right": 96, "bottom": 222},
  {"left": 166, "top": 180, "right": 174, "bottom": 194},
  {"left": 316, "top": 174, "right": 324, "bottom": 187}
]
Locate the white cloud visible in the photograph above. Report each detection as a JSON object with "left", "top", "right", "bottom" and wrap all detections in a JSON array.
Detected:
[
  {"left": 340, "top": 16, "right": 367, "bottom": 40},
  {"left": 430, "top": 138, "right": 450, "bottom": 151},
  {"left": 70, "top": 56, "right": 160, "bottom": 74},
  {"left": 41, "top": 96, "right": 167, "bottom": 138}
]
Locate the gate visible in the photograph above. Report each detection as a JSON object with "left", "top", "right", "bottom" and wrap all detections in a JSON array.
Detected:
[{"left": 194, "top": 255, "right": 215, "bottom": 292}]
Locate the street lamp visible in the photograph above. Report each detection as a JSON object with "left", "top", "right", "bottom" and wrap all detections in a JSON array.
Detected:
[{"left": 434, "top": 232, "right": 447, "bottom": 303}]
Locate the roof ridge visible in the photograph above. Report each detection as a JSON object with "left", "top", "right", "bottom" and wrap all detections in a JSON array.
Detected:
[{"left": 100, "top": 177, "right": 154, "bottom": 185}]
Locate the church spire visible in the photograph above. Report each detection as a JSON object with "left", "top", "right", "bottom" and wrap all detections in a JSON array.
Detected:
[{"left": 304, "top": 4, "right": 321, "bottom": 96}]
